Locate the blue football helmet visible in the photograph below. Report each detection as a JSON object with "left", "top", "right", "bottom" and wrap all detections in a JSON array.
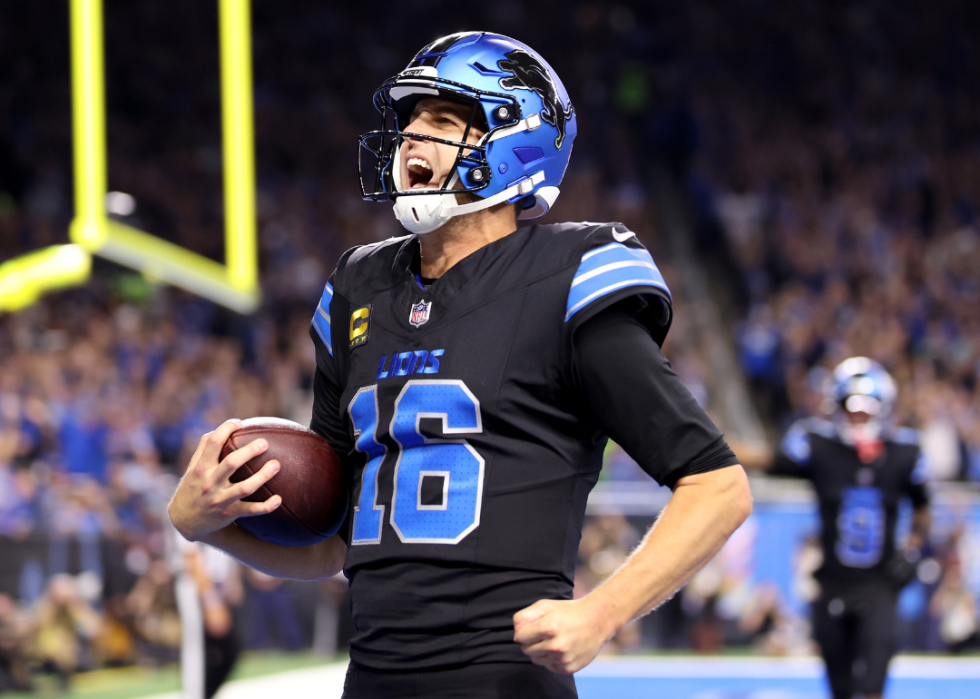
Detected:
[
  {"left": 827, "top": 357, "right": 898, "bottom": 418},
  {"left": 358, "top": 32, "right": 577, "bottom": 234}
]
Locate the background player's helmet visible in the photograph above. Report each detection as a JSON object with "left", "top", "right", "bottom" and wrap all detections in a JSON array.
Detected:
[
  {"left": 358, "top": 32, "right": 577, "bottom": 234},
  {"left": 827, "top": 357, "right": 898, "bottom": 418}
]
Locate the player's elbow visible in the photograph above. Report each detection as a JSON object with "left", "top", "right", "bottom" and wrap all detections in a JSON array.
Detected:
[
  {"left": 728, "top": 467, "right": 754, "bottom": 528},
  {"left": 708, "top": 465, "right": 754, "bottom": 532},
  {"left": 711, "top": 464, "right": 753, "bottom": 527},
  {"left": 307, "top": 535, "right": 347, "bottom": 581},
  {"left": 675, "top": 465, "right": 753, "bottom": 533}
]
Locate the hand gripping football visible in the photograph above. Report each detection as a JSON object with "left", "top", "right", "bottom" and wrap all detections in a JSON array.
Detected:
[{"left": 221, "top": 417, "right": 347, "bottom": 547}]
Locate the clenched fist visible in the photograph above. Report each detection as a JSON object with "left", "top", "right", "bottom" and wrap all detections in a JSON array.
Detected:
[{"left": 513, "top": 597, "right": 618, "bottom": 674}]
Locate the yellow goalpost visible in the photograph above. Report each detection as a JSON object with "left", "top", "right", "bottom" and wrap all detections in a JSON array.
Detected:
[{"left": 0, "top": 0, "right": 260, "bottom": 314}]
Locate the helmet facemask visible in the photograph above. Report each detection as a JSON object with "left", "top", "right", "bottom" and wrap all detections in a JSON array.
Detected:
[{"left": 358, "top": 80, "right": 517, "bottom": 234}]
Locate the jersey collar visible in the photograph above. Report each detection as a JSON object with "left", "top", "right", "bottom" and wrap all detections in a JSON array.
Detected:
[{"left": 389, "top": 230, "right": 527, "bottom": 332}]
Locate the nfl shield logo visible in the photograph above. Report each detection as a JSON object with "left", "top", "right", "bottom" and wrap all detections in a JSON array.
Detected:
[{"left": 409, "top": 299, "right": 432, "bottom": 327}]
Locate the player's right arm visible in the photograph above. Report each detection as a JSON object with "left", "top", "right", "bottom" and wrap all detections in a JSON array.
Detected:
[
  {"left": 168, "top": 276, "right": 354, "bottom": 582},
  {"left": 769, "top": 420, "right": 815, "bottom": 478},
  {"left": 168, "top": 419, "right": 347, "bottom": 581}
]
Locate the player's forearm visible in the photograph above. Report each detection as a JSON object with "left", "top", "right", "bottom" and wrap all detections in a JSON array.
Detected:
[
  {"left": 585, "top": 465, "right": 753, "bottom": 639},
  {"left": 199, "top": 524, "right": 347, "bottom": 581},
  {"left": 909, "top": 506, "right": 930, "bottom": 548}
]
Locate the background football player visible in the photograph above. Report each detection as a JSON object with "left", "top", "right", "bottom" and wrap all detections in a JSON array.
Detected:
[
  {"left": 170, "top": 32, "right": 753, "bottom": 698},
  {"left": 772, "top": 357, "right": 930, "bottom": 699}
]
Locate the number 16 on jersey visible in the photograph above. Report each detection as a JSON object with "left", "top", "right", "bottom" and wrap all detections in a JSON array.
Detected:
[{"left": 347, "top": 380, "right": 485, "bottom": 545}]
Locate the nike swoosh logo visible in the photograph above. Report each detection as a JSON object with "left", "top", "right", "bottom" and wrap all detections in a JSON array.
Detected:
[{"left": 612, "top": 229, "right": 636, "bottom": 242}]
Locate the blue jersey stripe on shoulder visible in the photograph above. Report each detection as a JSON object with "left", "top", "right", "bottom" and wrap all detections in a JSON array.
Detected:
[
  {"left": 313, "top": 305, "right": 332, "bottom": 355},
  {"left": 565, "top": 243, "right": 670, "bottom": 321},
  {"left": 578, "top": 241, "right": 653, "bottom": 268},
  {"left": 781, "top": 423, "right": 812, "bottom": 466},
  {"left": 311, "top": 283, "right": 334, "bottom": 355}
]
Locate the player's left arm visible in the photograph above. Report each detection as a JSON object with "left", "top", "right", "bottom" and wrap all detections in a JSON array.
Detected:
[
  {"left": 515, "top": 468, "right": 750, "bottom": 673},
  {"left": 905, "top": 451, "right": 931, "bottom": 549},
  {"left": 882, "top": 451, "right": 931, "bottom": 586},
  {"left": 514, "top": 304, "right": 753, "bottom": 674},
  {"left": 909, "top": 505, "right": 930, "bottom": 549}
]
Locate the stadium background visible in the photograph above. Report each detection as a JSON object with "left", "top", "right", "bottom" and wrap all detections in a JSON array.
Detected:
[{"left": 1, "top": 0, "right": 979, "bottom": 697}]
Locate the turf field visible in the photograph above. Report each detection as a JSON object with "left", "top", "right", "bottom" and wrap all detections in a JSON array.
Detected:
[
  {"left": 20, "top": 654, "right": 980, "bottom": 699},
  {"left": 575, "top": 656, "right": 980, "bottom": 698},
  {"left": 218, "top": 655, "right": 980, "bottom": 699}
]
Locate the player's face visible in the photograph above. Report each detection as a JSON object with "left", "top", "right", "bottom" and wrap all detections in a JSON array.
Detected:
[
  {"left": 400, "top": 98, "right": 484, "bottom": 191},
  {"left": 845, "top": 409, "right": 872, "bottom": 425}
]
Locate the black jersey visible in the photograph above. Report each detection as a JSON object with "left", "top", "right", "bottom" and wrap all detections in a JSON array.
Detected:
[
  {"left": 773, "top": 418, "right": 929, "bottom": 585},
  {"left": 307, "top": 221, "right": 732, "bottom": 670}
]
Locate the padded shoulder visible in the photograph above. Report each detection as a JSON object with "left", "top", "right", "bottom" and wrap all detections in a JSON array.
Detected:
[
  {"left": 332, "top": 235, "right": 413, "bottom": 299},
  {"left": 310, "top": 235, "right": 411, "bottom": 357},
  {"left": 780, "top": 417, "right": 837, "bottom": 466},
  {"left": 887, "top": 426, "right": 928, "bottom": 484},
  {"left": 781, "top": 420, "right": 813, "bottom": 466},
  {"left": 546, "top": 221, "right": 672, "bottom": 345}
]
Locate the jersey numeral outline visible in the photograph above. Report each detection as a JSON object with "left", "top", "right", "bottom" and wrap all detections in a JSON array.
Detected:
[
  {"left": 835, "top": 486, "right": 885, "bottom": 568},
  {"left": 348, "top": 387, "right": 387, "bottom": 543},
  {"left": 348, "top": 380, "right": 485, "bottom": 545}
]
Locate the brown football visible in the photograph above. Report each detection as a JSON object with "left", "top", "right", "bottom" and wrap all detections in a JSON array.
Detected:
[{"left": 221, "top": 417, "right": 346, "bottom": 547}]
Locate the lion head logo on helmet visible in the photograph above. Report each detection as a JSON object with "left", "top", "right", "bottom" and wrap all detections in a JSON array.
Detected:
[{"left": 497, "top": 49, "right": 575, "bottom": 150}]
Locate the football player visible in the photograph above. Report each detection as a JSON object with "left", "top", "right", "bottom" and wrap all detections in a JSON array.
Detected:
[
  {"left": 772, "top": 357, "right": 930, "bottom": 699},
  {"left": 169, "top": 33, "right": 752, "bottom": 697}
]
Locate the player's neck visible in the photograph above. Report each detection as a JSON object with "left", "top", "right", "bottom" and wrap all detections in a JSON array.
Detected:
[{"left": 418, "top": 203, "right": 517, "bottom": 279}]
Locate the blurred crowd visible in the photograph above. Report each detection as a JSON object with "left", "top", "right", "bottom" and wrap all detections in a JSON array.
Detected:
[
  {"left": 657, "top": 0, "right": 980, "bottom": 659},
  {"left": 0, "top": 292, "right": 327, "bottom": 690},
  {"left": 2, "top": 0, "right": 980, "bottom": 688},
  {"left": 678, "top": 0, "right": 980, "bottom": 481}
]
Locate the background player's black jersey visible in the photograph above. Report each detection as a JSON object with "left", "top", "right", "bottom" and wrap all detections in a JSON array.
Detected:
[
  {"left": 773, "top": 418, "right": 929, "bottom": 584},
  {"left": 308, "top": 222, "right": 737, "bottom": 670}
]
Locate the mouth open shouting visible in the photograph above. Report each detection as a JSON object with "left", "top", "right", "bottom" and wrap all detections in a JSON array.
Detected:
[
  {"left": 395, "top": 98, "right": 487, "bottom": 195},
  {"left": 404, "top": 154, "right": 437, "bottom": 189}
]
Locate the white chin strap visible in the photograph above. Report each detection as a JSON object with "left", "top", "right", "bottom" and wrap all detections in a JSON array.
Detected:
[{"left": 392, "top": 170, "right": 546, "bottom": 234}]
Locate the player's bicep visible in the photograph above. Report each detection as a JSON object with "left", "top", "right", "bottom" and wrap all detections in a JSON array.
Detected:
[
  {"left": 573, "top": 304, "right": 737, "bottom": 489},
  {"left": 309, "top": 354, "right": 353, "bottom": 457},
  {"left": 308, "top": 280, "right": 353, "bottom": 456}
]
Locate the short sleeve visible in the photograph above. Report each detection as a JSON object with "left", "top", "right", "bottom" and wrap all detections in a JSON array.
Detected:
[
  {"left": 311, "top": 281, "right": 335, "bottom": 357},
  {"left": 573, "top": 305, "right": 738, "bottom": 489},
  {"left": 309, "top": 280, "right": 356, "bottom": 546},
  {"left": 308, "top": 272, "right": 351, "bottom": 451},
  {"left": 564, "top": 224, "right": 673, "bottom": 346},
  {"left": 889, "top": 428, "right": 930, "bottom": 508},
  {"left": 905, "top": 447, "right": 930, "bottom": 509}
]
